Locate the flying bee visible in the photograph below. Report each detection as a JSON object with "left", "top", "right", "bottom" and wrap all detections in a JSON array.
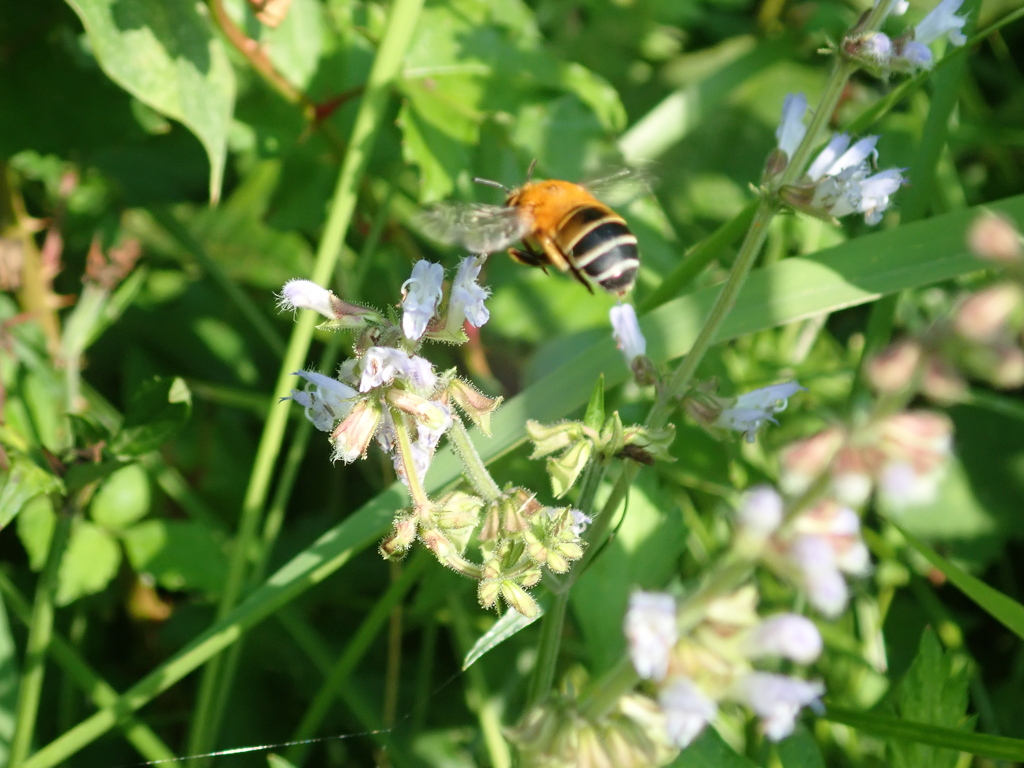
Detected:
[{"left": 417, "top": 163, "right": 648, "bottom": 296}]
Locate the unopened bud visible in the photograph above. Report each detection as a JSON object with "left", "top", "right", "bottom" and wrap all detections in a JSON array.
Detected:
[
  {"left": 330, "top": 398, "right": 382, "bottom": 463},
  {"left": 779, "top": 427, "right": 844, "bottom": 496},
  {"left": 921, "top": 356, "right": 968, "bottom": 404},
  {"left": 379, "top": 515, "right": 417, "bottom": 559},
  {"left": 385, "top": 389, "right": 450, "bottom": 430},
  {"left": 479, "top": 501, "right": 503, "bottom": 541},
  {"left": 448, "top": 377, "right": 502, "bottom": 435},
  {"left": 990, "top": 344, "right": 1024, "bottom": 388},
  {"left": 434, "top": 491, "right": 484, "bottom": 530},
  {"left": 478, "top": 579, "right": 501, "bottom": 610},
  {"left": 500, "top": 581, "right": 539, "bottom": 618},
  {"left": 953, "top": 284, "right": 1024, "bottom": 343},
  {"left": 763, "top": 147, "right": 789, "bottom": 182},
  {"left": 867, "top": 338, "right": 923, "bottom": 393},
  {"left": 967, "top": 212, "right": 1023, "bottom": 263}
]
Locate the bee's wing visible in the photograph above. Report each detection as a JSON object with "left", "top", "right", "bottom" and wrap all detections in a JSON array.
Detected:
[
  {"left": 582, "top": 167, "right": 655, "bottom": 207},
  {"left": 416, "top": 203, "right": 532, "bottom": 254}
]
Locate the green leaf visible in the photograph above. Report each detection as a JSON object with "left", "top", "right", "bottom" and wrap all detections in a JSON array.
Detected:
[
  {"left": 109, "top": 377, "right": 191, "bottom": 458},
  {"left": 90, "top": 464, "right": 151, "bottom": 530},
  {"left": 266, "top": 755, "right": 299, "bottom": 768},
  {"left": 894, "top": 523, "right": 1024, "bottom": 642},
  {"left": 56, "top": 520, "right": 122, "bottom": 606},
  {"left": 15, "top": 497, "right": 57, "bottom": 572},
  {"left": 776, "top": 726, "right": 826, "bottom": 768},
  {"left": 122, "top": 520, "right": 227, "bottom": 595},
  {"left": 0, "top": 593, "right": 17, "bottom": 767},
  {"left": 463, "top": 606, "right": 542, "bottom": 670},
  {"left": 62, "top": 0, "right": 236, "bottom": 202},
  {"left": 399, "top": 83, "right": 479, "bottom": 203},
  {"left": 883, "top": 629, "right": 971, "bottom": 768},
  {"left": 669, "top": 727, "right": 759, "bottom": 767},
  {"left": 0, "top": 458, "right": 64, "bottom": 529},
  {"left": 583, "top": 374, "right": 605, "bottom": 431}
]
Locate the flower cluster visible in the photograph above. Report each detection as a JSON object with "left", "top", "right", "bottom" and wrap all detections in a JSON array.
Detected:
[
  {"left": 283, "top": 258, "right": 597, "bottom": 617},
  {"left": 867, "top": 214, "right": 1024, "bottom": 399},
  {"left": 769, "top": 93, "right": 906, "bottom": 225},
  {"left": 780, "top": 412, "right": 953, "bottom": 511},
  {"left": 846, "top": 0, "right": 969, "bottom": 77},
  {"left": 624, "top": 585, "right": 825, "bottom": 748}
]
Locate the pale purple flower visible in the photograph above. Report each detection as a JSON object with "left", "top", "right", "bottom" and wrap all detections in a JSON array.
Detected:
[
  {"left": 732, "top": 672, "right": 824, "bottom": 741},
  {"left": 570, "top": 509, "right": 592, "bottom": 536},
  {"left": 775, "top": 93, "right": 808, "bottom": 160},
  {"left": 610, "top": 303, "right": 647, "bottom": 363},
  {"left": 278, "top": 279, "right": 337, "bottom": 319},
  {"left": 450, "top": 256, "right": 491, "bottom": 329},
  {"left": 401, "top": 260, "right": 444, "bottom": 340},
  {"left": 900, "top": 40, "right": 935, "bottom": 69},
  {"left": 737, "top": 486, "right": 784, "bottom": 538},
  {"left": 861, "top": 32, "right": 894, "bottom": 62},
  {"left": 716, "top": 382, "right": 804, "bottom": 442},
  {"left": 285, "top": 370, "right": 358, "bottom": 431},
  {"left": 788, "top": 535, "right": 849, "bottom": 618},
  {"left": 744, "top": 614, "right": 823, "bottom": 664},
  {"left": 625, "top": 591, "right": 679, "bottom": 682},
  {"left": 659, "top": 677, "right": 718, "bottom": 748},
  {"left": 915, "top": 0, "right": 968, "bottom": 45}
]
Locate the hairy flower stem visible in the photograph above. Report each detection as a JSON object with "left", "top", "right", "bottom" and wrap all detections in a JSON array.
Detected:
[
  {"left": 448, "top": 416, "right": 503, "bottom": 502},
  {"left": 391, "top": 410, "right": 432, "bottom": 511}
]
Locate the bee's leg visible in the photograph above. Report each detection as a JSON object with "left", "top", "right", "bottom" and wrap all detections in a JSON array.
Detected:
[{"left": 508, "top": 245, "right": 548, "bottom": 272}]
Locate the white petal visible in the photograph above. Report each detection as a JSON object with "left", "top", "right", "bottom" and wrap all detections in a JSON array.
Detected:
[
  {"left": 401, "top": 260, "right": 445, "bottom": 340},
  {"left": 775, "top": 93, "right": 808, "bottom": 159},
  {"left": 659, "top": 677, "right": 718, "bottom": 747},
  {"left": 807, "top": 134, "right": 852, "bottom": 181},
  {"left": 625, "top": 591, "right": 679, "bottom": 682},
  {"left": 915, "top": 0, "right": 968, "bottom": 45},
  {"left": 610, "top": 303, "right": 647, "bottom": 361}
]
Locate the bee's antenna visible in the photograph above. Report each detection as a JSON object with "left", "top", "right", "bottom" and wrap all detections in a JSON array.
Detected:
[
  {"left": 526, "top": 158, "right": 537, "bottom": 182},
  {"left": 473, "top": 177, "right": 509, "bottom": 192}
]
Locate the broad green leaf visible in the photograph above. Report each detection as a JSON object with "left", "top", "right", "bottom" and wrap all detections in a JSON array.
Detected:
[
  {"left": 670, "top": 727, "right": 759, "bottom": 767},
  {"left": 0, "top": 457, "right": 64, "bottom": 529},
  {"left": 398, "top": 85, "right": 478, "bottom": 202},
  {"left": 884, "top": 629, "right": 972, "bottom": 768},
  {"left": 463, "top": 604, "right": 542, "bottom": 670},
  {"left": 267, "top": 755, "right": 299, "bottom": 768},
  {"left": 63, "top": 0, "right": 235, "bottom": 202},
  {"left": 122, "top": 520, "right": 227, "bottom": 595},
  {"left": 109, "top": 377, "right": 191, "bottom": 458},
  {"left": 90, "top": 463, "right": 151, "bottom": 530},
  {"left": 15, "top": 496, "right": 57, "bottom": 572},
  {"left": 56, "top": 520, "right": 122, "bottom": 606},
  {"left": 776, "top": 726, "right": 827, "bottom": 768},
  {"left": 894, "top": 523, "right": 1024, "bottom": 642},
  {"left": 0, "top": 594, "right": 17, "bottom": 766}
]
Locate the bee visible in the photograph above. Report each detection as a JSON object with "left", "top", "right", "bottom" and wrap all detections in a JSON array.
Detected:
[{"left": 418, "top": 163, "right": 647, "bottom": 296}]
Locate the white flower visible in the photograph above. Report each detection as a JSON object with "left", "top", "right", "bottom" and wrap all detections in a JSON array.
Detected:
[
  {"left": 915, "top": 0, "right": 968, "bottom": 45},
  {"left": 788, "top": 535, "right": 849, "bottom": 618},
  {"left": 625, "top": 591, "right": 679, "bottom": 682},
  {"left": 358, "top": 347, "right": 438, "bottom": 396},
  {"left": 610, "top": 303, "right": 647, "bottom": 362},
  {"left": 284, "top": 370, "right": 357, "bottom": 431},
  {"left": 401, "top": 260, "right": 445, "bottom": 340},
  {"left": 278, "top": 279, "right": 338, "bottom": 320},
  {"left": 775, "top": 93, "right": 808, "bottom": 160},
  {"left": 450, "top": 256, "right": 491, "bottom": 329},
  {"left": 737, "top": 486, "right": 784, "bottom": 538},
  {"left": 808, "top": 135, "right": 878, "bottom": 182},
  {"left": 732, "top": 672, "right": 824, "bottom": 741},
  {"left": 570, "top": 509, "right": 592, "bottom": 536},
  {"left": 744, "top": 614, "right": 823, "bottom": 664},
  {"left": 899, "top": 40, "right": 934, "bottom": 68},
  {"left": 715, "top": 382, "right": 804, "bottom": 442},
  {"left": 874, "top": 0, "right": 909, "bottom": 16},
  {"left": 659, "top": 677, "right": 718, "bottom": 748}
]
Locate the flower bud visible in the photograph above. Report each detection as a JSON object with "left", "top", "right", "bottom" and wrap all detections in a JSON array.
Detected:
[
  {"left": 500, "top": 581, "right": 539, "bottom": 618},
  {"left": 448, "top": 377, "right": 502, "bottom": 436},
  {"left": 867, "top": 338, "right": 923, "bottom": 394},
  {"left": 967, "top": 212, "right": 1023, "bottom": 263},
  {"left": 921, "top": 357, "right": 968, "bottom": 404},
  {"left": 779, "top": 427, "right": 844, "bottom": 496},
  {"left": 990, "top": 344, "right": 1024, "bottom": 388},
  {"left": 434, "top": 491, "right": 484, "bottom": 530},
  {"left": 379, "top": 515, "right": 417, "bottom": 559},
  {"left": 953, "top": 284, "right": 1024, "bottom": 343},
  {"left": 736, "top": 486, "right": 784, "bottom": 541},
  {"left": 330, "top": 398, "right": 382, "bottom": 463},
  {"left": 478, "top": 579, "right": 501, "bottom": 610},
  {"left": 385, "top": 389, "right": 450, "bottom": 430}
]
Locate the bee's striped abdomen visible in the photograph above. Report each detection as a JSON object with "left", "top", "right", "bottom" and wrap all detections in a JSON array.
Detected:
[{"left": 557, "top": 206, "right": 640, "bottom": 296}]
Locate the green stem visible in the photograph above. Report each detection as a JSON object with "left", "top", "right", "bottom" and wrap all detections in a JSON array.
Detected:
[
  {"left": 186, "top": 0, "right": 425, "bottom": 756},
  {"left": 0, "top": 574, "right": 176, "bottom": 764},
  {"left": 285, "top": 553, "right": 429, "bottom": 765},
  {"left": 9, "top": 507, "right": 73, "bottom": 767},
  {"left": 525, "top": 457, "right": 609, "bottom": 710},
  {"left": 447, "top": 416, "right": 503, "bottom": 502},
  {"left": 392, "top": 409, "right": 433, "bottom": 510}
]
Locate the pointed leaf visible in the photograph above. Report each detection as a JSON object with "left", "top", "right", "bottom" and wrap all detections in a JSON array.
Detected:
[{"left": 463, "top": 605, "right": 542, "bottom": 670}]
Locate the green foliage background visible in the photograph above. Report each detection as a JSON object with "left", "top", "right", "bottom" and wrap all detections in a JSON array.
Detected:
[{"left": 2, "top": 0, "right": 1024, "bottom": 766}]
